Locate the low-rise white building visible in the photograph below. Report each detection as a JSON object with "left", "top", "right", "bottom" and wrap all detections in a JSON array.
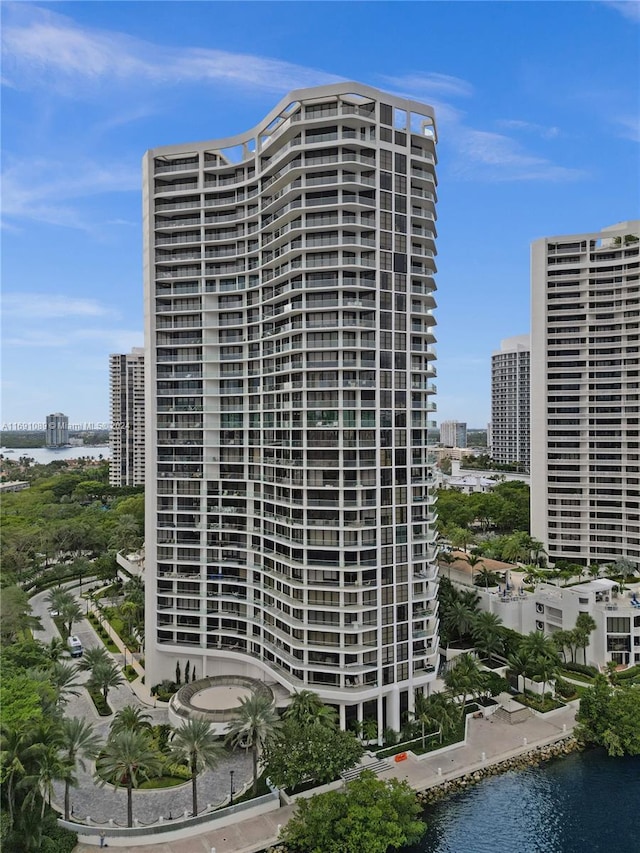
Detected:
[{"left": 476, "top": 578, "right": 640, "bottom": 668}]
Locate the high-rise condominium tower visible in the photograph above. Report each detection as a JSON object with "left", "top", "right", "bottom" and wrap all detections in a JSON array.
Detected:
[
  {"left": 143, "top": 83, "right": 439, "bottom": 731},
  {"left": 531, "top": 221, "right": 640, "bottom": 567},
  {"left": 491, "top": 335, "right": 530, "bottom": 468},
  {"left": 45, "top": 412, "right": 69, "bottom": 447},
  {"left": 109, "top": 348, "right": 146, "bottom": 487},
  {"left": 440, "top": 420, "right": 467, "bottom": 448}
]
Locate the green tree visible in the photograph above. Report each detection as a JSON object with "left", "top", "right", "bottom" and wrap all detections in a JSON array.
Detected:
[
  {"left": 87, "top": 659, "right": 124, "bottom": 704},
  {"left": 110, "top": 705, "right": 152, "bottom": 735},
  {"left": 96, "top": 729, "right": 163, "bottom": 827},
  {"left": 284, "top": 690, "right": 338, "bottom": 729},
  {"left": 76, "top": 644, "right": 111, "bottom": 673},
  {"left": 443, "top": 653, "right": 486, "bottom": 722},
  {"left": 576, "top": 674, "right": 613, "bottom": 746},
  {"left": 601, "top": 686, "right": 640, "bottom": 756},
  {"left": 280, "top": 770, "right": 426, "bottom": 853},
  {"left": 574, "top": 613, "right": 597, "bottom": 664},
  {"left": 263, "top": 718, "right": 364, "bottom": 791},
  {"left": 0, "top": 587, "right": 42, "bottom": 644},
  {"left": 59, "top": 717, "right": 102, "bottom": 820},
  {"left": 168, "top": 719, "right": 224, "bottom": 816},
  {"left": 225, "top": 694, "right": 282, "bottom": 795},
  {"left": 471, "top": 611, "right": 504, "bottom": 661},
  {"left": 59, "top": 598, "right": 84, "bottom": 639},
  {"left": 464, "top": 553, "right": 484, "bottom": 584},
  {"left": 507, "top": 649, "right": 532, "bottom": 694}
]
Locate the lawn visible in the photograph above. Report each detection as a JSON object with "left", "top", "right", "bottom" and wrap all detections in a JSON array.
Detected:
[
  {"left": 560, "top": 668, "right": 594, "bottom": 685},
  {"left": 138, "top": 776, "right": 187, "bottom": 789}
]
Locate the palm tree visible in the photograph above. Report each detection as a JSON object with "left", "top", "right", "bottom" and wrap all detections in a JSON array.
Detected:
[
  {"left": 44, "top": 636, "right": 68, "bottom": 662},
  {"left": 96, "top": 729, "right": 163, "bottom": 827},
  {"left": 60, "top": 598, "right": 84, "bottom": 638},
  {"left": 474, "top": 565, "right": 497, "bottom": 589},
  {"left": 534, "top": 655, "right": 557, "bottom": 699},
  {"left": 472, "top": 612, "right": 504, "bottom": 662},
  {"left": 464, "top": 554, "right": 484, "bottom": 585},
  {"left": 60, "top": 717, "right": 102, "bottom": 820},
  {"left": 444, "top": 653, "right": 485, "bottom": 722},
  {"left": 1, "top": 727, "right": 29, "bottom": 829},
  {"left": 168, "top": 719, "right": 223, "bottom": 816},
  {"left": 520, "top": 630, "right": 559, "bottom": 666},
  {"left": 225, "top": 694, "right": 282, "bottom": 795},
  {"left": 361, "top": 718, "right": 378, "bottom": 744},
  {"left": 507, "top": 650, "right": 532, "bottom": 694},
  {"left": 413, "top": 691, "right": 458, "bottom": 746},
  {"left": 110, "top": 705, "right": 152, "bottom": 735},
  {"left": 77, "top": 644, "right": 111, "bottom": 673},
  {"left": 46, "top": 587, "right": 73, "bottom": 616},
  {"left": 88, "top": 659, "right": 124, "bottom": 704},
  {"left": 284, "top": 690, "right": 337, "bottom": 729},
  {"left": 22, "top": 741, "right": 71, "bottom": 822},
  {"left": 443, "top": 599, "right": 476, "bottom": 643},
  {"left": 49, "top": 661, "right": 83, "bottom": 709},
  {"left": 575, "top": 613, "right": 597, "bottom": 664},
  {"left": 438, "top": 550, "right": 456, "bottom": 580}
]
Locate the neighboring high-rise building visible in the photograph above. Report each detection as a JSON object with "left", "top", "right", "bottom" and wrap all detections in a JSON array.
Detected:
[
  {"left": 531, "top": 221, "right": 640, "bottom": 567},
  {"left": 45, "top": 412, "right": 69, "bottom": 447},
  {"left": 143, "top": 83, "right": 440, "bottom": 731},
  {"left": 109, "top": 348, "right": 146, "bottom": 487},
  {"left": 440, "top": 420, "right": 467, "bottom": 448},
  {"left": 491, "top": 335, "right": 530, "bottom": 468}
]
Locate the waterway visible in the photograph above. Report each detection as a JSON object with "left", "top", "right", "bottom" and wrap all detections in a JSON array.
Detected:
[
  {"left": 406, "top": 749, "right": 639, "bottom": 853},
  {"left": 0, "top": 446, "right": 110, "bottom": 464}
]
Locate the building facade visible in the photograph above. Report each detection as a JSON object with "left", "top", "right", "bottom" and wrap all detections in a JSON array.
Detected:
[
  {"left": 476, "top": 579, "right": 640, "bottom": 669},
  {"left": 109, "top": 348, "right": 146, "bottom": 487},
  {"left": 143, "top": 83, "right": 440, "bottom": 731},
  {"left": 491, "top": 335, "right": 530, "bottom": 468},
  {"left": 531, "top": 221, "right": 640, "bottom": 567},
  {"left": 440, "top": 420, "right": 467, "bottom": 448},
  {"left": 45, "top": 412, "right": 69, "bottom": 447}
]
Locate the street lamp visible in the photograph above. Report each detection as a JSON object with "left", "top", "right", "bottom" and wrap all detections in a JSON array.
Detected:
[{"left": 229, "top": 770, "right": 235, "bottom": 806}]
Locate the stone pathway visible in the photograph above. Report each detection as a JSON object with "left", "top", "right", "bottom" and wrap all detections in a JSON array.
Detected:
[{"left": 30, "top": 585, "right": 253, "bottom": 826}]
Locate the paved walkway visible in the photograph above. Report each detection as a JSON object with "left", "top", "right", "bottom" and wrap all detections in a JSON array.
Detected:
[{"left": 29, "top": 586, "right": 253, "bottom": 826}]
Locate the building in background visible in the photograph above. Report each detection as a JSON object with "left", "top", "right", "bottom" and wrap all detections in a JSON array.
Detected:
[
  {"left": 143, "top": 82, "right": 440, "bottom": 732},
  {"left": 109, "top": 348, "right": 146, "bottom": 487},
  {"left": 45, "top": 412, "right": 69, "bottom": 447},
  {"left": 531, "top": 221, "right": 640, "bottom": 567},
  {"left": 440, "top": 420, "right": 467, "bottom": 448},
  {"left": 491, "top": 335, "right": 530, "bottom": 468}
]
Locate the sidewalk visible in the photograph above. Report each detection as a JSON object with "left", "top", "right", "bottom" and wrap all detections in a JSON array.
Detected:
[{"left": 73, "top": 702, "right": 578, "bottom": 852}]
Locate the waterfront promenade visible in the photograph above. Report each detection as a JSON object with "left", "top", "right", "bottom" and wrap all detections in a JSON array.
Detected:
[{"left": 72, "top": 703, "right": 578, "bottom": 852}]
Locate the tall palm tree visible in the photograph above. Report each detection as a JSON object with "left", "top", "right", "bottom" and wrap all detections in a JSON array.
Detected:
[
  {"left": 110, "top": 705, "right": 152, "bottom": 736},
  {"left": 96, "top": 729, "right": 163, "bottom": 827},
  {"left": 225, "top": 694, "right": 282, "bottom": 795},
  {"left": 284, "top": 690, "right": 337, "bottom": 729},
  {"left": 88, "top": 659, "right": 124, "bottom": 704},
  {"left": 76, "top": 644, "right": 111, "bottom": 673},
  {"left": 464, "top": 554, "right": 484, "bottom": 585},
  {"left": 49, "top": 661, "right": 83, "bottom": 709},
  {"left": 443, "top": 600, "right": 476, "bottom": 643},
  {"left": 1, "top": 727, "right": 29, "bottom": 828},
  {"left": 60, "top": 717, "right": 103, "bottom": 820},
  {"left": 60, "top": 598, "right": 84, "bottom": 638},
  {"left": 438, "top": 550, "right": 456, "bottom": 580},
  {"left": 507, "top": 650, "right": 533, "bottom": 694},
  {"left": 168, "top": 719, "right": 223, "bottom": 816},
  {"left": 444, "top": 653, "right": 485, "bottom": 722},
  {"left": 472, "top": 612, "right": 504, "bottom": 662}
]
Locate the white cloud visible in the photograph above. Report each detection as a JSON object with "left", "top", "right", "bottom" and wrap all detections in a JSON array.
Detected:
[
  {"left": 2, "top": 293, "right": 116, "bottom": 319},
  {"left": 381, "top": 72, "right": 473, "bottom": 99},
  {"left": 450, "top": 128, "right": 584, "bottom": 181},
  {"left": 1, "top": 4, "right": 340, "bottom": 96},
  {"left": 496, "top": 119, "right": 561, "bottom": 139},
  {"left": 614, "top": 114, "right": 640, "bottom": 142},
  {"left": 1, "top": 156, "right": 139, "bottom": 229},
  {"left": 604, "top": 1, "right": 640, "bottom": 23},
  {"left": 3, "top": 326, "right": 143, "bottom": 351}
]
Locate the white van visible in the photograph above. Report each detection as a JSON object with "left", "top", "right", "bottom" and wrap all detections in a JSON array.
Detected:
[{"left": 67, "top": 635, "right": 83, "bottom": 657}]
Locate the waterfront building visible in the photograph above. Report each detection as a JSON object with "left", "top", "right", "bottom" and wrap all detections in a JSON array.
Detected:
[
  {"left": 531, "top": 221, "right": 640, "bottom": 567},
  {"left": 440, "top": 420, "right": 467, "bottom": 448},
  {"left": 491, "top": 335, "right": 530, "bottom": 468},
  {"left": 109, "top": 348, "right": 146, "bottom": 487},
  {"left": 476, "top": 578, "right": 640, "bottom": 668},
  {"left": 143, "top": 82, "right": 440, "bottom": 731},
  {"left": 45, "top": 412, "right": 69, "bottom": 447}
]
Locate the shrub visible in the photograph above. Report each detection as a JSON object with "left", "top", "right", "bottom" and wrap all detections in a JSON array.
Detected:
[
  {"left": 88, "top": 688, "right": 111, "bottom": 716},
  {"left": 555, "top": 677, "right": 578, "bottom": 700},
  {"left": 563, "top": 661, "right": 598, "bottom": 677},
  {"left": 484, "top": 672, "right": 509, "bottom": 696},
  {"left": 151, "top": 679, "right": 178, "bottom": 702}
]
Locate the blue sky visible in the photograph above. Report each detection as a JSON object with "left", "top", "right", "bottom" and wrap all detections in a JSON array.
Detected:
[{"left": 2, "top": 0, "right": 638, "bottom": 430}]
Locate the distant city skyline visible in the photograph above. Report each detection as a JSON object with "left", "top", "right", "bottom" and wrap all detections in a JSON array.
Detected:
[{"left": 2, "top": 1, "right": 638, "bottom": 424}]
